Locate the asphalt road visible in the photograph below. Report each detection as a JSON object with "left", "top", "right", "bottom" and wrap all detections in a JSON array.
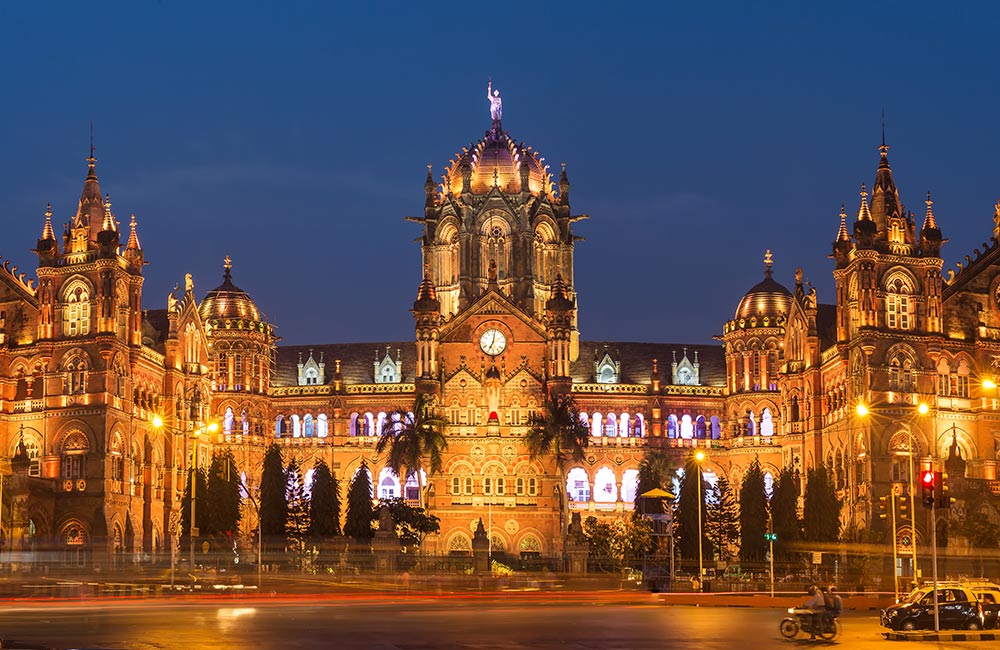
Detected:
[{"left": 0, "top": 596, "right": 995, "bottom": 650}]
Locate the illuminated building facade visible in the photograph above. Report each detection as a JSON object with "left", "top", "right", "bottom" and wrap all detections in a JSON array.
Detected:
[{"left": 1, "top": 102, "right": 999, "bottom": 568}]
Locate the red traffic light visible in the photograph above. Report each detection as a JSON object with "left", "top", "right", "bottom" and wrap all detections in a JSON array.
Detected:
[{"left": 921, "top": 470, "right": 936, "bottom": 507}]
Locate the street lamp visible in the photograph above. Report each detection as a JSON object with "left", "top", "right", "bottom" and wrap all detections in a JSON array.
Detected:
[
  {"left": 694, "top": 449, "right": 705, "bottom": 591},
  {"left": 152, "top": 416, "right": 218, "bottom": 577}
]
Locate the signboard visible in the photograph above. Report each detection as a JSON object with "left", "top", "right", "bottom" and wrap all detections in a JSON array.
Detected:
[{"left": 812, "top": 552, "right": 822, "bottom": 565}]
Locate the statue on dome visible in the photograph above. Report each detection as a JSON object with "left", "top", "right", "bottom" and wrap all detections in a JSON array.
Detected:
[{"left": 487, "top": 79, "right": 502, "bottom": 123}]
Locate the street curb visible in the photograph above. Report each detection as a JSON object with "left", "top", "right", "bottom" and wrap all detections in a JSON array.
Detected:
[{"left": 883, "top": 631, "right": 1000, "bottom": 642}]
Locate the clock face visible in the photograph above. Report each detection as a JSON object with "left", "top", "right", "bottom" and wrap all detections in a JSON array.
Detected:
[{"left": 479, "top": 328, "right": 507, "bottom": 356}]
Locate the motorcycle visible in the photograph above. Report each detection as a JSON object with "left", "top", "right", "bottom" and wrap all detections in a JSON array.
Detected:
[{"left": 779, "top": 608, "right": 840, "bottom": 641}]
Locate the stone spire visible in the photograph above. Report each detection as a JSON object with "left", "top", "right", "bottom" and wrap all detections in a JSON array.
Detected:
[
  {"left": 836, "top": 204, "right": 850, "bottom": 242},
  {"left": 922, "top": 191, "right": 938, "bottom": 230},
  {"left": 832, "top": 205, "right": 853, "bottom": 267},
  {"left": 74, "top": 146, "right": 105, "bottom": 243},
  {"left": 853, "top": 183, "right": 877, "bottom": 248},
  {"left": 40, "top": 203, "right": 55, "bottom": 242},
  {"left": 424, "top": 164, "right": 435, "bottom": 209},
  {"left": 919, "top": 191, "right": 944, "bottom": 257},
  {"left": 558, "top": 161, "right": 570, "bottom": 203},
  {"left": 36, "top": 203, "right": 59, "bottom": 263},
  {"left": 870, "top": 138, "right": 902, "bottom": 233},
  {"left": 126, "top": 213, "right": 141, "bottom": 251},
  {"left": 101, "top": 194, "right": 116, "bottom": 232},
  {"left": 857, "top": 183, "right": 872, "bottom": 222}
]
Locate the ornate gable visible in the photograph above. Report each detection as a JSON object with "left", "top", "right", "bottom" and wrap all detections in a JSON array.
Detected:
[
  {"left": 297, "top": 349, "right": 325, "bottom": 386},
  {"left": 671, "top": 348, "right": 700, "bottom": 386},
  {"left": 374, "top": 346, "right": 402, "bottom": 384}
]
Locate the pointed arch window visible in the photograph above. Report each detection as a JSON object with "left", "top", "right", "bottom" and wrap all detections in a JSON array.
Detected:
[
  {"left": 885, "top": 275, "right": 914, "bottom": 331},
  {"left": 62, "top": 280, "right": 92, "bottom": 337}
]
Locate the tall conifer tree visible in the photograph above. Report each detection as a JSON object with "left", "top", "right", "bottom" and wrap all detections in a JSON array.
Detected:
[
  {"left": 344, "top": 461, "right": 374, "bottom": 541},
  {"left": 308, "top": 459, "right": 341, "bottom": 538},
  {"left": 739, "top": 457, "right": 768, "bottom": 562},
  {"left": 259, "top": 444, "right": 287, "bottom": 546},
  {"left": 803, "top": 465, "right": 840, "bottom": 542}
]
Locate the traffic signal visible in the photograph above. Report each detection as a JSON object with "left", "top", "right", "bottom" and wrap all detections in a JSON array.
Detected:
[
  {"left": 921, "top": 470, "right": 936, "bottom": 507},
  {"left": 936, "top": 471, "right": 954, "bottom": 509},
  {"left": 898, "top": 496, "right": 910, "bottom": 521},
  {"left": 878, "top": 496, "right": 889, "bottom": 520}
]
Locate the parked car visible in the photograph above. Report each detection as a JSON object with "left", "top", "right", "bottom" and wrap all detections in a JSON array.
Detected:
[
  {"left": 881, "top": 585, "right": 984, "bottom": 631},
  {"left": 964, "top": 581, "right": 1000, "bottom": 629}
]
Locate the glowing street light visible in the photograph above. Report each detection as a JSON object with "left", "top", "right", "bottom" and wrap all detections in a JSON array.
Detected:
[{"left": 694, "top": 449, "right": 706, "bottom": 591}]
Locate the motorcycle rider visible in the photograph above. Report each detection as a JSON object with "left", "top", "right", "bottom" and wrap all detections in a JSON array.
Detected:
[
  {"left": 826, "top": 585, "right": 843, "bottom": 622},
  {"left": 803, "top": 585, "right": 826, "bottom": 640}
]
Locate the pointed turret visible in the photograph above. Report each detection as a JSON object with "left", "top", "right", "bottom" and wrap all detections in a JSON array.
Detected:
[
  {"left": 870, "top": 140, "right": 903, "bottom": 233},
  {"left": 97, "top": 193, "right": 120, "bottom": 250},
  {"left": 546, "top": 273, "right": 574, "bottom": 312},
  {"left": 75, "top": 150, "right": 105, "bottom": 243},
  {"left": 36, "top": 203, "right": 58, "bottom": 263},
  {"left": 558, "top": 161, "right": 570, "bottom": 204},
  {"left": 424, "top": 164, "right": 435, "bottom": 210},
  {"left": 854, "top": 183, "right": 877, "bottom": 248},
  {"left": 919, "top": 191, "right": 944, "bottom": 257},
  {"left": 832, "top": 205, "right": 853, "bottom": 268},
  {"left": 414, "top": 272, "right": 438, "bottom": 308},
  {"left": 124, "top": 213, "right": 144, "bottom": 268}
]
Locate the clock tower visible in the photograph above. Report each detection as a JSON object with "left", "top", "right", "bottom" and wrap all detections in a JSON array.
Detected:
[{"left": 409, "top": 88, "right": 583, "bottom": 553}]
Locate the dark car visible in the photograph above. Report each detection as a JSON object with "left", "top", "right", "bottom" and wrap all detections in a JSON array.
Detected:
[
  {"left": 969, "top": 585, "right": 1000, "bottom": 629},
  {"left": 881, "top": 586, "right": 984, "bottom": 631}
]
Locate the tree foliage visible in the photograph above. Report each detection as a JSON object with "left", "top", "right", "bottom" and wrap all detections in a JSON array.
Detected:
[
  {"left": 284, "top": 458, "right": 311, "bottom": 570},
  {"left": 308, "top": 459, "right": 341, "bottom": 539},
  {"left": 379, "top": 497, "right": 441, "bottom": 548},
  {"left": 583, "top": 513, "right": 655, "bottom": 572},
  {"left": 376, "top": 393, "right": 448, "bottom": 509},
  {"left": 739, "top": 457, "right": 768, "bottom": 562},
  {"left": 675, "top": 456, "right": 708, "bottom": 561},
  {"left": 344, "top": 461, "right": 374, "bottom": 541},
  {"left": 802, "top": 464, "right": 840, "bottom": 542},
  {"left": 526, "top": 392, "right": 590, "bottom": 531},
  {"left": 636, "top": 449, "right": 675, "bottom": 501},
  {"left": 769, "top": 465, "right": 802, "bottom": 560},
  {"left": 706, "top": 476, "right": 740, "bottom": 562},
  {"left": 259, "top": 444, "right": 288, "bottom": 541},
  {"left": 204, "top": 449, "right": 241, "bottom": 537}
]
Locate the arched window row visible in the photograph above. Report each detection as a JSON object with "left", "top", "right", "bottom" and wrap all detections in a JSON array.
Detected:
[
  {"left": 273, "top": 412, "right": 330, "bottom": 438},
  {"left": 566, "top": 466, "right": 641, "bottom": 504},
  {"left": 578, "top": 411, "right": 646, "bottom": 437},
  {"left": 664, "top": 414, "right": 722, "bottom": 439},
  {"left": 729, "top": 408, "right": 775, "bottom": 437}
]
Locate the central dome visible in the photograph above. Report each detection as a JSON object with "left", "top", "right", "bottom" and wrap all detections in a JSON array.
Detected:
[
  {"left": 199, "top": 259, "right": 261, "bottom": 323},
  {"left": 735, "top": 255, "right": 792, "bottom": 321},
  {"left": 443, "top": 127, "right": 553, "bottom": 196}
]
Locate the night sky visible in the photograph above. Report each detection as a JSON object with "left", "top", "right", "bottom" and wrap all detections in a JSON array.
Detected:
[{"left": 4, "top": 2, "right": 998, "bottom": 347}]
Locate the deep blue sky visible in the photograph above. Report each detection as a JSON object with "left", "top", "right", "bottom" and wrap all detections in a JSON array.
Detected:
[{"left": 4, "top": 2, "right": 999, "bottom": 346}]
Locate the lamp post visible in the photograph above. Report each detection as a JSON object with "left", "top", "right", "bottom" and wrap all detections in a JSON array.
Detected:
[
  {"left": 694, "top": 449, "right": 705, "bottom": 591},
  {"left": 152, "top": 416, "right": 218, "bottom": 574}
]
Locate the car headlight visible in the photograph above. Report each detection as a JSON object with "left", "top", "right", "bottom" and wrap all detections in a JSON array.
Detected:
[{"left": 788, "top": 608, "right": 795, "bottom": 614}]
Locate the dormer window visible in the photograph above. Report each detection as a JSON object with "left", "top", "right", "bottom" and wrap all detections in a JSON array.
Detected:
[
  {"left": 374, "top": 346, "right": 402, "bottom": 384},
  {"left": 296, "top": 349, "right": 325, "bottom": 386},
  {"left": 672, "top": 348, "right": 700, "bottom": 386},
  {"left": 594, "top": 350, "right": 620, "bottom": 384}
]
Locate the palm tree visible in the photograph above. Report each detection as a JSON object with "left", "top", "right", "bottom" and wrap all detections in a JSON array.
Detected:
[
  {"left": 526, "top": 391, "right": 590, "bottom": 533},
  {"left": 376, "top": 392, "right": 448, "bottom": 509}
]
